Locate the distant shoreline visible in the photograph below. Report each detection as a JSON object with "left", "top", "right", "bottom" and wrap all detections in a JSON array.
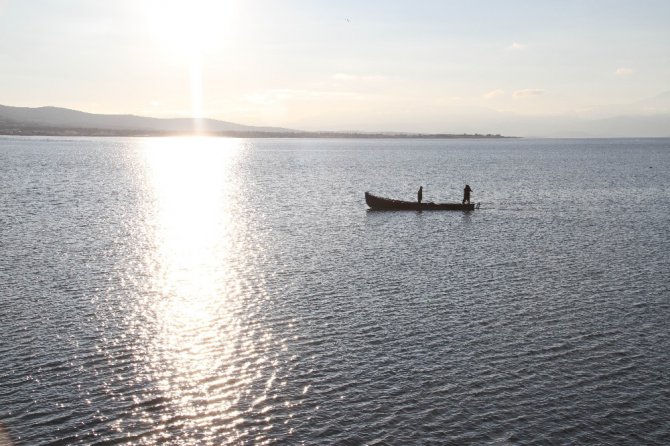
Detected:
[
  {"left": 0, "top": 104, "right": 514, "bottom": 139},
  {"left": 0, "top": 127, "right": 513, "bottom": 139}
]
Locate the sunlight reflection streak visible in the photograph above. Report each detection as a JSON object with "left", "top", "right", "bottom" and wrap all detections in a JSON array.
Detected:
[{"left": 139, "top": 137, "right": 270, "bottom": 440}]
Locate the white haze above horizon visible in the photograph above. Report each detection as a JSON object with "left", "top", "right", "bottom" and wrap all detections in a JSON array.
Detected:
[{"left": 0, "top": 0, "right": 669, "bottom": 137}]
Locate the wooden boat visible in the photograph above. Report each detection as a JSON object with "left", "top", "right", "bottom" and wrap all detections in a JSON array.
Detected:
[{"left": 365, "top": 192, "right": 477, "bottom": 211}]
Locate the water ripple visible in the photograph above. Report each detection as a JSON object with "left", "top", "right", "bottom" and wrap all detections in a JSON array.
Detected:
[{"left": 1, "top": 137, "right": 669, "bottom": 444}]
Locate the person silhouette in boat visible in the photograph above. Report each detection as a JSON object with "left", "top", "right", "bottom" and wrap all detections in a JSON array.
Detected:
[
  {"left": 418, "top": 186, "right": 423, "bottom": 204},
  {"left": 462, "top": 184, "right": 472, "bottom": 204}
]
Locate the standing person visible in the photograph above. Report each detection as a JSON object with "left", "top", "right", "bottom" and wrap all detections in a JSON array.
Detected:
[
  {"left": 462, "top": 184, "right": 472, "bottom": 204},
  {"left": 417, "top": 186, "right": 423, "bottom": 204}
]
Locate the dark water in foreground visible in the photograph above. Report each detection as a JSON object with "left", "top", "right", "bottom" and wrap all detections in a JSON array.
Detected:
[{"left": 1, "top": 136, "right": 669, "bottom": 445}]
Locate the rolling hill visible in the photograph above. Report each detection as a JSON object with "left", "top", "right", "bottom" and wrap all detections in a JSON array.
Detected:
[{"left": 0, "top": 104, "right": 296, "bottom": 136}]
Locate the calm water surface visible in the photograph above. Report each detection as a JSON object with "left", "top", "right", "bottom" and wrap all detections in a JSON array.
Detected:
[{"left": 1, "top": 137, "right": 669, "bottom": 445}]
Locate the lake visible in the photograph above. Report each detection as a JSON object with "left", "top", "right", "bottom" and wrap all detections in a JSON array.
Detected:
[{"left": 1, "top": 136, "right": 669, "bottom": 445}]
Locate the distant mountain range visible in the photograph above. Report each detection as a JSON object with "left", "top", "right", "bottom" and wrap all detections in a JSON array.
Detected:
[
  {"left": 0, "top": 104, "right": 509, "bottom": 138},
  {"left": 0, "top": 104, "right": 296, "bottom": 137},
  {"left": 504, "top": 91, "right": 670, "bottom": 138},
  {"left": 420, "top": 91, "right": 670, "bottom": 138},
  {"left": 2, "top": 99, "right": 668, "bottom": 138}
]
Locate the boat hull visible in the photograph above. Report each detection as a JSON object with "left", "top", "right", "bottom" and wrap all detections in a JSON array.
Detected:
[{"left": 365, "top": 192, "right": 475, "bottom": 211}]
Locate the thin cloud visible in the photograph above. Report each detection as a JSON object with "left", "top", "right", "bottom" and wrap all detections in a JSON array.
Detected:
[
  {"left": 508, "top": 42, "right": 527, "bottom": 50},
  {"left": 332, "top": 73, "right": 357, "bottom": 81},
  {"left": 513, "top": 89, "right": 544, "bottom": 98},
  {"left": 615, "top": 67, "right": 634, "bottom": 76},
  {"left": 244, "top": 88, "right": 361, "bottom": 106},
  {"left": 332, "top": 73, "right": 385, "bottom": 82},
  {"left": 483, "top": 89, "right": 505, "bottom": 99}
]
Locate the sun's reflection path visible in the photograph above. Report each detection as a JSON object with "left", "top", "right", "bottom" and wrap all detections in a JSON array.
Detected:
[{"left": 126, "top": 137, "right": 289, "bottom": 444}]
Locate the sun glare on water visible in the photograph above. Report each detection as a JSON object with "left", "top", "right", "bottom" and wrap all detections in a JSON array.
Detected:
[{"left": 136, "top": 137, "right": 263, "bottom": 439}]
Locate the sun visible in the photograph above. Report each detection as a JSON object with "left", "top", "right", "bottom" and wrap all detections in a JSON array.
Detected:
[
  {"left": 145, "top": 0, "right": 234, "bottom": 55},
  {"left": 144, "top": 0, "right": 235, "bottom": 126}
]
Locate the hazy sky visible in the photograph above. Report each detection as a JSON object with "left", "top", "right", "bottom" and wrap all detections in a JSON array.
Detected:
[{"left": 1, "top": 0, "right": 669, "bottom": 134}]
